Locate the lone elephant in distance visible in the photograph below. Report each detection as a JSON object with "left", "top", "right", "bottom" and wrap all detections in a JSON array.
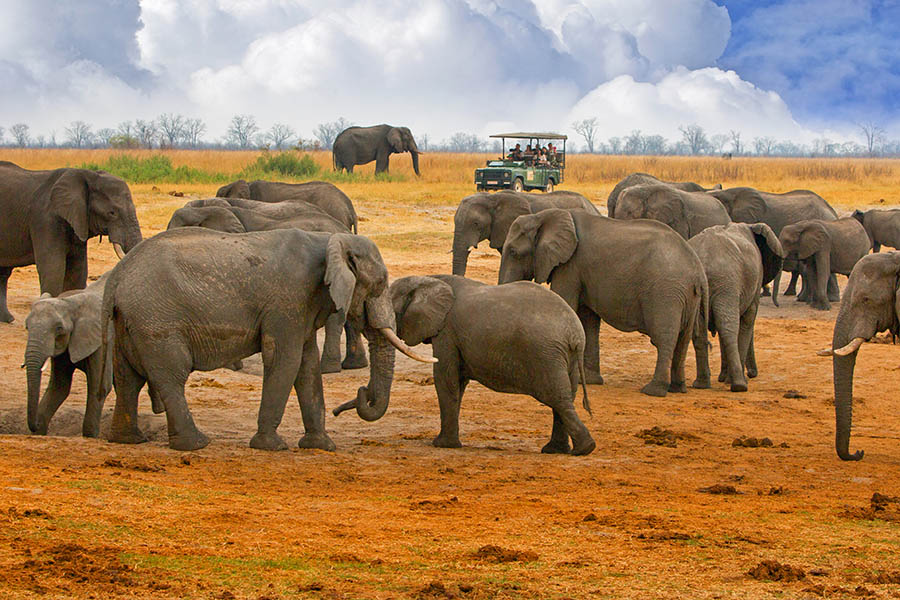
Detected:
[{"left": 332, "top": 125, "right": 420, "bottom": 176}]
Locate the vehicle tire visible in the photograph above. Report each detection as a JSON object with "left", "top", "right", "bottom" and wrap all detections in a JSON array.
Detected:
[
  {"left": 512, "top": 178, "right": 524, "bottom": 193},
  {"left": 476, "top": 185, "right": 485, "bottom": 192},
  {"left": 545, "top": 179, "right": 555, "bottom": 193}
]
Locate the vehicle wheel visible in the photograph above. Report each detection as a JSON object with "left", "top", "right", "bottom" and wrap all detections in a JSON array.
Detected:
[
  {"left": 512, "top": 178, "right": 524, "bottom": 193},
  {"left": 476, "top": 185, "right": 485, "bottom": 192},
  {"left": 545, "top": 179, "right": 555, "bottom": 193}
]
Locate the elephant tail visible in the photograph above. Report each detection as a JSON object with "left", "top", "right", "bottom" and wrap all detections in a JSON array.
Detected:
[
  {"left": 695, "top": 273, "right": 710, "bottom": 339},
  {"left": 577, "top": 348, "right": 592, "bottom": 417}
]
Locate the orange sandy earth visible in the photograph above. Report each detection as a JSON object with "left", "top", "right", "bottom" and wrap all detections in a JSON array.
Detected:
[{"left": 1, "top": 178, "right": 899, "bottom": 600}]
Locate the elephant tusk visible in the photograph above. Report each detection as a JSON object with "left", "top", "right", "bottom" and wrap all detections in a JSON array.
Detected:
[
  {"left": 379, "top": 327, "right": 438, "bottom": 363},
  {"left": 816, "top": 347, "right": 834, "bottom": 356},
  {"left": 833, "top": 337, "right": 866, "bottom": 356},
  {"left": 113, "top": 243, "right": 126, "bottom": 259}
]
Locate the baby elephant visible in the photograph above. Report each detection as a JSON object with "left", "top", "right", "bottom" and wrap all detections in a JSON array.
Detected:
[
  {"left": 24, "top": 274, "right": 112, "bottom": 437},
  {"left": 336, "top": 275, "right": 595, "bottom": 455}
]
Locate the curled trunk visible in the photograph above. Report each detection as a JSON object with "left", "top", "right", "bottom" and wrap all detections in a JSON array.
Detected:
[
  {"left": 832, "top": 322, "right": 865, "bottom": 460},
  {"left": 352, "top": 326, "right": 395, "bottom": 421}
]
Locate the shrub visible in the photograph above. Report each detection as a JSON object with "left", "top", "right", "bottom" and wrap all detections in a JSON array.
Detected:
[
  {"left": 242, "top": 151, "right": 320, "bottom": 178},
  {"left": 81, "top": 154, "right": 223, "bottom": 183}
]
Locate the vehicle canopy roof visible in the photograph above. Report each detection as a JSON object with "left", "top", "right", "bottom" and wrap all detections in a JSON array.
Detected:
[{"left": 489, "top": 132, "right": 567, "bottom": 141}]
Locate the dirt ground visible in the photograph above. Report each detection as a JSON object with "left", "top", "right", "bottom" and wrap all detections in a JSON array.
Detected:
[{"left": 1, "top": 184, "right": 899, "bottom": 599}]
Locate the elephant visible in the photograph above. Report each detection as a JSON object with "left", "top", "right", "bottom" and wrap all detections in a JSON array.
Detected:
[
  {"left": 709, "top": 186, "right": 839, "bottom": 299},
  {"left": 775, "top": 218, "right": 871, "bottom": 311},
  {"left": 614, "top": 183, "right": 731, "bottom": 239},
  {"left": 817, "top": 252, "right": 900, "bottom": 460},
  {"left": 606, "top": 172, "right": 721, "bottom": 218},
  {"left": 100, "top": 227, "right": 434, "bottom": 451},
  {"left": 499, "top": 209, "right": 708, "bottom": 397},
  {"left": 851, "top": 208, "right": 900, "bottom": 252},
  {"left": 167, "top": 204, "right": 368, "bottom": 373},
  {"left": 689, "top": 223, "right": 784, "bottom": 392},
  {"left": 215, "top": 180, "right": 358, "bottom": 233},
  {"left": 334, "top": 275, "right": 595, "bottom": 455},
  {"left": 332, "top": 124, "right": 420, "bottom": 176},
  {"left": 0, "top": 161, "right": 143, "bottom": 323},
  {"left": 24, "top": 273, "right": 112, "bottom": 437},
  {"left": 451, "top": 190, "right": 600, "bottom": 276}
]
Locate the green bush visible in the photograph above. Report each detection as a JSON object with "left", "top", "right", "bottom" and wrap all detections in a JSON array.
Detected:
[
  {"left": 242, "top": 151, "right": 320, "bottom": 178},
  {"left": 81, "top": 154, "right": 225, "bottom": 184}
]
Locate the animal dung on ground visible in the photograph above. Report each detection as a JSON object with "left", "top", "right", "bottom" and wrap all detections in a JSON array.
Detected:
[
  {"left": 635, "top": 426, "right": 698, "bottom": 447},
  {"left": 698, "top": 484, "right": 742, "bottom": 495},
  {"left": 783, "top": 389, "right": 807, "bottom": 399},
  {"left": 732, "top": 436, "right": 789, "bottom": 448},
  {"left": 747, "top": 560, "right": 806, "bottom": 582},
  {"left": 471, "top": 545, "right": 538, "bottom": 563}
]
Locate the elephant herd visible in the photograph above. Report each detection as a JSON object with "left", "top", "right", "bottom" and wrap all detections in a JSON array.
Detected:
[{"left": 1, "top": 161, "right": 898, "bottom": 461}]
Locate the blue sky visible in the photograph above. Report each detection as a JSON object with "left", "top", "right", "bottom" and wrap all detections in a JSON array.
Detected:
[{"left": 0, "top": 1, "right": 896, "bottom": 145}]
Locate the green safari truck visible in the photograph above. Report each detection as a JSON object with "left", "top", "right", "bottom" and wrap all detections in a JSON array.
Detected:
[{"left": 474, "top": 132, "right": 567, "bottom": 192}]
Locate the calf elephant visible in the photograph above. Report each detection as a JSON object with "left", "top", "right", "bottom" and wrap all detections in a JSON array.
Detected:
[
  {"left": 101, "top": 228, "right": 434, "bottom": 451},
  {"left": 851, "top": 208, "right": 900, "bottom": 252},
  {"left": 615, "top": 183, "right": 731, "bottom": 239},
  {"left": 499, "top": 209, "right": 707, "bottom": 397},
  {"left": 332, "top": 124, "right": 420, "bottom": 176},
  {"left": 775, "top": 218, "right": 871, "bottom": 311},
  {"left": 817, "top": 252, "right": 900, "bottom": 460},
  {"left": 216, "top": 180, "right": 358, "bottom": 233},
  {"left": 24, "top": 274, "right": 112, "bottom": 437},
  {"left": 0, "top": 162, "right": 143, "bottom": 323},
  {"left": 606, "top": 172, "right": 721, "bottom": 218},
  {"left": 452, "top": 190, "right": 599, "bottom": 276},
  {"left": 167, "top": 204, "right": 367, "bottom": 373},
  {"left": 689, "top": 223, "right": 783, "bottom": 391},
  {"left": 335, "top": 275, "right": 595, "bottom": 455}
]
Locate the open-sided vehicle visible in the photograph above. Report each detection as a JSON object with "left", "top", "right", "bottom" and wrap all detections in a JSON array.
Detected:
[{"left": 474, "top": 132, "right": 567, "bottom": 192}]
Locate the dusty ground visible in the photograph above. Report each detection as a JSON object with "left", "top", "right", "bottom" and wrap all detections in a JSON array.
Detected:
[{"left": 1, "top": 178, "right": 899, "bottom": 599}]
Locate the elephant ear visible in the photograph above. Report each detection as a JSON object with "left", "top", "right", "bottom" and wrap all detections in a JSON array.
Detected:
[
  {"left": 218, "top": 180, "right": 250, "bottom": 198},
  {"left": 391, "top": 276, "right": 454, "bottom": 346},
  {"left": 387, "top": 128, "right": 404, "bottom": 152},
  {"left": 534, "top": 209, "right": 578, "bottom": 284},
  {"left": 325, "top": 234, "right": 357, "bottom": 315},
  {"left": 489, "top": 193, "right": 531, "bottom": 250},
  {"left": 749, "top": 223, "right": 785, "bottom": 286},
  {"left": 68, "top": 295, "right": 102, "bottom": 363},
  {"left": 648, "top": 189, "right": 688, "bottom": 237},
  {"left": 796, "top": 222, "right": 829, "bottom": 260},
  {"left": 729, "top": 189, "right": 766, "bottom": 223},
  {"left": 50, "top": 169, "right": 93, "bottom": 241},
  {"left": 851, "top": 209, "right": 865, "bottom": 224}
]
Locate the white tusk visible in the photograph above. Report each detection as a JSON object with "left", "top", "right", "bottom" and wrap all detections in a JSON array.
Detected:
[
  {"left": 833, "top": 337, "right": 866, "bottom": 356},
  {"left": 113, "top": 243, "right": 126, "bottom": 259},
  {"left": 816, "top": 348, "right": 833, "bottom": 356},
  {"left": 41, "top": 358, "right": 49, "bottom": 372},
  {"left": 379, "top": 328, "right": 438, "bottom": 363}
]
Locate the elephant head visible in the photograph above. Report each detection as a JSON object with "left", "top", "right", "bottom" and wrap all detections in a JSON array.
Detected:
[
  {"left": 747, "top": 223, "right": 785, "bottom": 305},
  {"left": 778, "top": 220, "right": 827, "bottom": 261},
  {"left": 167, "top": 206, "right": 246, "bottom": 233},
  {"left": 817, "top": 252, "right": 900, "bottom": 460},
  {"left": 46, "top": 169, "right": 142, "bottom": 257},
  {"left": 452, "top": 192, "right": 532, "bottom": 276},
  {"left": 498, "top": 209, "right": 578, "bottom": 285},
  {"left": 389, "top": 276, "right": 455, "bottom": 346},
  {"left": 24, "top": 289, "right": 105, "bottom": 433},
  {"left": 387, "top": 127, "right": 420, "bottom": 176},
  {"left": 709, "top": 188, "right": 766, "bottom": 224},
  {"left": 217, "top": 180, "right": 251, "bottom": 199},
  {"left": 325, "top": 234, "right": 435, "bottom": 421},
  {"left": 616, "top": 185, "right": 689, "bottom": 238}
]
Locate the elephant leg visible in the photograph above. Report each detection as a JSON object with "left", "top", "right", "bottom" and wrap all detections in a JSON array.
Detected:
[
  {"left": 691, "top": 312, "right": 711, "bottom": 389},
  {"left": 827, "top": 273, "right": 840, "bottom": 302},
  {"left": 33, "top": 356, "right": 75, "bottom": 435},
  {"left": 320, "top": 313, "right": 344, "bottom": 374},
  {"left": 375, "top": 152, "right": 390, "bottom": 175},
  {"left": 642, "top": 307, "right": 681, "bottom": 397},
  {"left": 537, "top": 386, "right": 594, "bottom": 456},
  {"left": 108, "top": 353, "right": 148, "bottom": 444},
  {"left": 810, "top": 252, "right": 831, "bottom": 311},
  {"left": 578, "top": 306, "right": 603, "bottom": 384},
  {"left": 542, "top": 410, "right": 572, "bottom": 454},
  {"left": 150, "top": 369, "right": 208, "bottom": 451},
  {"left": 33, "top": 242, "right": 68, "bottom": 297},
  {"left": 63, "top": 243, "right": 88, "bottom": 293},
  {"left": 717, "top": 334, "right": 729, "bottom": 383},
  {"left": 873, "top": 241, "right": 882, "bottom": 253},
  {"left": 0, "top": 267, "right": 13, "bottom": 323},
  {"left": 668, "top": 323, "right": 692, "bottom": 394},
  {"left": 760, "top": 284, "right": 771, "bottom": 297},
  {"left": 432, "top": 344, "right": 463, "bottom": 448},
  {"left": 736, "top": 301, "right": 758, "bottom": 389},
  {"left": 796, "top": 265, "right": 811, "bottom": 302},
  {"left": 784, "top": 270, "right": 799, "bottom": 296},
  {"left": 82, "top": 353, "right": 109, "bottom": 438},
  {"left": 251, "top": 330, "right": 303, "bottom": 450},
  {"left": 341, "top": 320, "right": 368, "bottom": 370},
  {"left": 709, "top": 297, "right": 744, "bottom": 391},
  {"left": 295, "top": 335, "right": 336, "bottom": 451}
]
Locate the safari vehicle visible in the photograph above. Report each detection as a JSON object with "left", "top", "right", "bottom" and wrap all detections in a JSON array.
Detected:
[{"left": 474, "top": 132, "right": 567, "bottom": 192}]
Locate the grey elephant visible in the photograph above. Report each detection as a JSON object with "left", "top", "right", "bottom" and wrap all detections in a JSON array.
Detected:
[
  {"left": 709, "top": 186, "right": 839, "bottom": 299},
  {"left": 775, "top": 218, "right": 871, "bottom": 311},
  {"left": 215, "top": 180, "right": 358, "bottom": 233},
  {"left": 332, "top": 125, "right": 420, "bottom": 176},
  {"left": 499, "top": 209, "right": 707, "bottom": 397},
  {"left": 606, "top": 172, "right": 721, "bottom": 218},
  {"left": 689, "top": 223, "right": 784, "bottom": 392},
  {"left": 24, "top": 274, "right": 112, "bottom": 437},
  {"left": 167, "top": 203, "right": 367, "bottom": 372},
  {"left": 451, "top": 190, "right": 599, "bottom": 276},
  {"left": 817, "top": 252, "right": 900, "bottom": 460},
  {"left": 100, "top": 227, "right": 434, "bottom": 451},
  {"left": 851, "top": 208, "right": 900, "bottom": 252},
  {"left": 335, "top": 275, "right": 595, "bottom": 455},
  {"left": 0, "top": 161, "right": 143, "bottom": 323},
  {"left": 615, "top": 183, "right": 731, "bottom": 239}
]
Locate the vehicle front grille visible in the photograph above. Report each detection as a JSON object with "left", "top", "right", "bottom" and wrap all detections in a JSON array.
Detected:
[{"left": 482, "top": 170, "right": 509, "bottom": 181}]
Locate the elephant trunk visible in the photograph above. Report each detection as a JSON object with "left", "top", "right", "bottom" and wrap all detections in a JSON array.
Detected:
[
  {"left": 411, "top": 150, "right": 421, "bottom": 177},
  {"left": 451, "top": 233, "right": 470, "bottom": 276},
  {"left": 25, "top": 337, "right": 51, "bottom": 433},
  {"left": 350, "top": 326, "right": 396, "bottom": 422},
  {"left": 772, "top": 269, "right": 781, "bottom": 307},
  {"left": 832, "top": 320, "right": 865, "bottom": 461},
  {"left": 110, "top": 217, "right": 143, "bottom": 257}
]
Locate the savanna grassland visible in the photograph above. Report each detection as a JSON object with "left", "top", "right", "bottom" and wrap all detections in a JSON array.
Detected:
[{"left": 1, "top": 150, "right": 900, "bottom": 599}]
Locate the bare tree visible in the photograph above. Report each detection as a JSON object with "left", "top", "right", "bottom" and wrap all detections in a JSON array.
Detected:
[
  {"left": 157, "top": 113, "right": 186, "bottom": 148},
  {"left": 446, "top": 132, "right": 486, "bottom": 153},
  {"left": 572, "top": 118, "right": 599, "bottom": 153},
  {"left": 117, "top": 120, "right": 134, "bottom": 137},
  {"left": 135, "top": 119, "right": 158, "bottom": 148},
  {"left": 624, "top": 129, "right": 645, "bottom": 155},
  {"left": 753, "top": 136, "right": 776, "bottom": 156},
  {"left": 0, "top": 126, "right": 5, "bottom": 144},
  {"left": 729, "top": 130, "right": 743, "bottom": 155},
  {"left": 267, "top": 123, "right": 296, "bottom": 150},
  {"left": 607, "top": 136, "right": 622, "bottom": 154},
  {"left": 183, "top": 118, "right": 206, "bottom": 148},
  {"left": 314, "top": 117, "right": 352, "bottom": 150},
  {"left": 679, "top": 124, "right": 709, "bottom": 155},
  {"left": 709, "top": 133, "right": 729, "bottom": 154},
  {"left": 226, "top": 114, "right": 260, "bottom": 149},
  {"left": 643, "top": 134, "right": 668, "bottom": 155},
  {"left": 96, "top": 128, "right": 116, "bottom": 147},
  {"left": 35, "top": 135, "right": 46, "bottom": 148},
  {"left": 858, "top": 121, "right": 886, "bottom": 156},
  {"left": 10, "top": 123, "right": 30, "bottom": 147},
  {"left": 65, "top": 121, "right": 93, "bottom": 148}
]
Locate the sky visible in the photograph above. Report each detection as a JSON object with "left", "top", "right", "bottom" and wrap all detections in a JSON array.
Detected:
[{"left": 0, "top": 0, "right": 897, "bottom": 147}]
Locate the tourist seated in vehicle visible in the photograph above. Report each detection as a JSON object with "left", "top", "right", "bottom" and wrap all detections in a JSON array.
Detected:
[{"left": 508, "top": 143, "right": 523, "bottom": 160}]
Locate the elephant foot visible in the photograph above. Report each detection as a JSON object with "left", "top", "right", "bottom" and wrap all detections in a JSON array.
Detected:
[
  {"left": 810, "top": 299, "right": 831, "bottom": 311},
  {"left": 730, "top": 380, "right": 748, "bottom": 393},
  {"left": 718, "top": 371, "right": 729, "bottom": 383},
  {"left": 692, "top": 378, "right": 711, "bottom": 389},
  {"left": 320, "top": 357, "right": 342, "bottom": 374},
  {"left": 570, "top": 436, "right": 596, "bottom": 457},
  {"left": 641, "top": 380, "right": 669, "bottom": 397},
  {"left": 0, "top": 310, "right": 13, "bottom": 324},
  {"left": 108, "top": 425, "right": 149, "bottom": 445},
  {"left": 226, "top": 360, "right": 243, "bottom": 371},
  {"left": 433, "top": 434, "right": 462, "bottom": 449},
  {"left": 541, "top": 439, "right": 571, "bottom": 454},
  {"left": 828, "top": 292, "right": 841, "bottom": 303},
  {"left": 668, "top": 381, "right": 687, "bottom": 394},
  {"left": 746, "top": 366, "right": 758, "bottom": 379},
  {"left": 341, "top": 353, "right": 369, "bottom": 370},
  {"left": 81, "top": 426, "right": 101, "bottom": 439},
  {"left": 249, "top": 430, "right": 288, "bottom": 451},
  {"left": 761, "top": 286, "right": 771, "bottom": 297},
  {"left": 298, "top": 433, "right": 336, "bottom": 452},
  {"left": 169, "top": 430, "right": 210, "bottom": 451},
  {"left": 784, "top": 289, "right": 796, "bottom": 297},
  {"left": 584, "top": 369, "right": 604, "bottom": 385}
]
